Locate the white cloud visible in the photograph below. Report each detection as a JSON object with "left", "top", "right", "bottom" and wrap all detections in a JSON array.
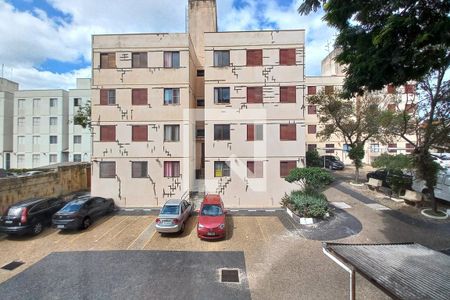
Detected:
[{"left": 0, "top": 0, "right": 335, "bottom": 89}]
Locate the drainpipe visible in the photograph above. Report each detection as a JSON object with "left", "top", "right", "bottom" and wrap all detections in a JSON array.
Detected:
[{"left": 322, "top": 247, "right": 355, "bottom": 300}]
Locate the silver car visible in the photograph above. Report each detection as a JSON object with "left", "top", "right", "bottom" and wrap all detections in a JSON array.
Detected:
[{"left": 155, "top": 199, "right": 193, "bottom": 233}]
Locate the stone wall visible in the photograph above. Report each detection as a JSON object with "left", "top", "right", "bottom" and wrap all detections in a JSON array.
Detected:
[{"left": 0, "top": 163, "right": 90, "bottom": 213}]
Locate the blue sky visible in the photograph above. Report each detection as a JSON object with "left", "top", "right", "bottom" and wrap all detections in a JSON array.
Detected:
[{"left": 0, "top": 0, "right": 335, "bottom": 89}]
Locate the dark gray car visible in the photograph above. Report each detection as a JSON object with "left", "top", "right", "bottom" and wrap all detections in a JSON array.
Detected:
[{"left": 156, "top": 199, "right": 192, "bottom": 233}]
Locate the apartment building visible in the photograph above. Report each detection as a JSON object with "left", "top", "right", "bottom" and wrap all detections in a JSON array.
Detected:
[
  {"left": 69, "top": 78, "right": 92, "bottom": 163},
  {"left": 91, "top": 0, "right": 305, "bottom": 207},
  {"left": 12, "top": 89, "right": 69, "bottom": 168},
  {"left": 0, "top": 78, "right": 18, "bottom": 169},
  {"left": 305, "top": 50, "right": 418, "bottom": 164}
]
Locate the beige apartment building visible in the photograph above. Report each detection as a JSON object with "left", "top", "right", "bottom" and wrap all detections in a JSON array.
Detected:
[
  {"left": 0, "top": 78, "right": 18, "bottom": 169},
  {"left": 91, "top": 0, "right": 305, "bottom": 207}
]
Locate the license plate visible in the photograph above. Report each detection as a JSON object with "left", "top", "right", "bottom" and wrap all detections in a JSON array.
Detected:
[
  {"left": 207, "top": 232, "right": 216, "bottom": 236},
  {"left": 163, "top": 220, "right": 172, "bottom": 225},
  {"left": 57, "top": 225, "right": 65, "bottom": 229},
  {"left": 5, "top": 221, "right": 12, "bottom": 224}
]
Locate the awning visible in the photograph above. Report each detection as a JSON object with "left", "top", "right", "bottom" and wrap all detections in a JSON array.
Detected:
[{"left": 323, "top": 242, "right": 450, "bottom": 300}]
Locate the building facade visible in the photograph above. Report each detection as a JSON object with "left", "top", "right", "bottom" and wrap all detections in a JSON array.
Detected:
[
  {"left": 0, "top": 78, "right": 18, "bottom": 169},
  {"left": 12, "top": 89, "right": 69, "bottom": 168},
  {"left": 69, "top": 78, "right": 92, "bottom": 163}
]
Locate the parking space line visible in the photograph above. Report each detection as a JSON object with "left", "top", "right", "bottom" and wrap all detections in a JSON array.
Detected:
[
  {"left": 93, "top": 216, "right": 130, "bottom": 243},
  {"left": 255, "top": 217, "right": 267, "bottom": 243},
  {"left": 127, "top": 221, "right": 156, "bottom": 250},
  {"left": 112, "top": 217, "right": 138, "bottom": 239}
]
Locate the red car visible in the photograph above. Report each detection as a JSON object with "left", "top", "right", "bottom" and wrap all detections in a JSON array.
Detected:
[{"left": 197, "top": 194, "right": 227, "bottom": 240}]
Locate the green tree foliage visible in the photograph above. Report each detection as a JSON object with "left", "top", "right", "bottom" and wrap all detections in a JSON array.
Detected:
[
  {"left": 306, "top": 149, "right": 322, "bottom": 167},
  {"left": 308, "top": 90, "right": 386, "bottom": 182},
  {"left": 284, "top": 167, "right": 334, "bottom": 194},
  {"left": 372, "top": 154, "right": 412, "bottom": 170},
  {"left": 73, "top": 101, "right": 92, "bottom": 130}
]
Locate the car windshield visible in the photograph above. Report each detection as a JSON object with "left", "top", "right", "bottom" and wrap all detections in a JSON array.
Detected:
[
  {"left": 60, "top": 202, "right": 82, "bottom": 212},
  {"left": 330, "top": 156, "right": 339, "bottom": 161},
  {"left": 7, "top": 207, "right": 23, "bottom": 217},
  {"left": 201, "top": 204, "right": 223, "bottom": 216},
  {"left": 161, "top": 205, "right": 179, "bottom": 215}
]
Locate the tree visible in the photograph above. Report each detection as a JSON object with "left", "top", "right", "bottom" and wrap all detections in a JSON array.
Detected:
[
  {"left": 285, "top": 167, "right": 334, "bottom": 194},
  {"left": 308, "top": 90, "right": 386, "bottom": 182},
  {"left": 306, "top": 149, "right": 322, "bottom": 167},
  {"left": 73, "top": 101, "right": 92, "bottom": 130},
  {"left": 372, "top": 153, "right": 412, "bottom": 171}
]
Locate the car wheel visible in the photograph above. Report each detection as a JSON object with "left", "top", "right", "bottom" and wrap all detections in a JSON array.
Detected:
[
  {"left": 33, "top": 222, "right": 43, "bottom": 235},
  {"left": 82, "top": 217, "right": 91, "bottom": 230}
]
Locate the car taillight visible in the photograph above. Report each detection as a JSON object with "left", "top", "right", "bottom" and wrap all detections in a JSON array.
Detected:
[
  {"left": 21, "top": 208, "right": 28, "bottom": 224},
  {"left": 173, "top": 219, "right": 179, "bottom": 224},
  {"left": 156, "top": 218, "right": 161, "bottom": 224}
]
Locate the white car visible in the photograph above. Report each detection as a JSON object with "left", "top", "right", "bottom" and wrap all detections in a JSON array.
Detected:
[
  {"left": 431, "top": 153, "right": 450, "bottom": 168},
  {"left": 412, "top": 168, "right": 450, "bottom": 203}
]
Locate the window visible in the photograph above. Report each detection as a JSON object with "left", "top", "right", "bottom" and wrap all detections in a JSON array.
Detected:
[
  {"left": 132, "top": 162, "right": 148, "bottom": 178},
  {"left": 214, "top": 87, "right": 230, "bottom": 104},
  {"left": 74, "top": 135, "right": 82, "bottom": 144},
  {"left": 18, "top": 117, "right": 25, "bottom": 128},
  {"left": 196, "top": 128, "right": 205, "bottom": 138},
  {"left": 214, "top": 161, "right": 230, "bottom": 177},
  {"left": 49, "top": 117, "right": 58, "bottom": 126},
  {"left": 370, "top": 143, "right": 380, "bottom": 153},
  {"left": 131, "top": 125, "right": 148, "bottom": 142},
  {"left": 100, "top": 89, "right": 116, "bottom": 105},
  {"left": 214, "top": 50, "right": 230, "bottom": 67},
  {"left": 17, "top": 154, "right": 25, "bottom": 167},
  {"left": 100, "top": 53, "right": 116, "bottom": 69},
  {"left": 307, "top": 86, "right": 317, "bottom": 95},
  {"left": 325, "top": 86, "right": 334, "bottom": 95},
  {"left": 32, "top": 117, "right": 40, "bottom": 127},
  {"left": 49, "top": 136, "right": 58, "bottom": 144},
  {"left": 246, "top": 49, "right": 263, "bottom": 66},
  {"left": 50, "top": 98, "right": 57, "bottom": 108},
  {"left": 387, "top": 85, "right": 396, "bottom": 94},
  {"left": 280, "top": 86, "right": 296, "bottom": 103},
  {"left": 164, "top": 161, "right": 180, "bottom": 177},
  {"left": 100, "top": 125, "right": 116, "bottom": 142},
  {"left": 32, "top": 136, "right": 40, "bottom": 145},
  {"left": 280, "top": 124, "right": 296, "bottom": 141},
  {"left": 197, "top": 69, "right": 205, "bottom": 77},
  {"left": 18, "top": 99, "right": 25, "bottom": 111},
  {"left": 196, "top": 99, "right": 205, "bottom": 107},
  {"left": 280, "top": 161, "right": 296, "bottom": 177},
  {"left": 164, "top": 51, "right": 180, "bottom": 68},
  {"left": 247, "top": 87, "right": 263, "bottom": 103},
  {"left": 388, "top": 143, "right": 397, "bottom": 153},
  {"left": 387, "top": 104, "right": 396, "bottom": 112},
  {"left": 307, "top": 144, "right": 317, "bottom": 152},
  {"left": 406, "top": 143, "right": 414, "bottom": 153},
  {"left": 325, "top": 143, "right": 335, "bottom": 154},
  {"left": 247, "top": 161, "right": 263, "bottom": 178},
  {"left": 74, "top": 98, "right": 81, "bottom": 107},
  {"left": 132, "top": 89, "right": 148, "bottom": 105},
  {"left": 17, "top": 136, "right": 25, "bottom": 145},
  {"left": 164, "top": 125, "right": 180, "bottom": 142},
  {"left": 73, "top": 154, "right": 81, "bottom": 162},
  {"left": 279, "top": 49, "right": 296, "bottom": 65},
  {"left": 404, "top": 84, "right": 415, "bottom": 94},
  {"left": 308, "top": 125, "right": 316, "bottom": 134},
  {"left": 32, "top": 98, "right": 40, "bottom": 114},
  {"left": 50, "top": 154, "right": 58, "bottom": 163},
  {"left": 247, "top": 124, "right": 263, "bottom": 141},
  {"left": 99, "top": 162, "right": 116, "bottom": 178},
  {"left": 32, "top": 154, "right": 40, "bottom": 166},
  {"left": 164, "top": 88, "right": 180, "bottom": 105},
  {"left": 132, "top": 52, "right": 148, "bottom": 68},
  {"left": 214, "top": 124, "right": 230, "bottom": 141},
  {"left": 308, "top": 105, "right": 317, "bottom": 114}
]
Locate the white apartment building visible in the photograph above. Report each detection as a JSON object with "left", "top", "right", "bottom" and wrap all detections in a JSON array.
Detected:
[
  {"left": 0, "top": 78, "right": 18, "bottom": 169},
  {"left": 69, "top": 78, "right": 92, "bottom": 163},
  {"left": 12, "top": 89, "right": 69, "bottom": 168}
]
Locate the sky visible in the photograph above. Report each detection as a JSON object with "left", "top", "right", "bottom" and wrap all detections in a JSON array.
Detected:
[{"left": 0, "top": 0, "right": 336, "bottom": 90}]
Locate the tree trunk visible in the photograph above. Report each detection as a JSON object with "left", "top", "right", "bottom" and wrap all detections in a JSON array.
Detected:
[{"left": 355, "top": 165, "right": 360, "bottom": 183}]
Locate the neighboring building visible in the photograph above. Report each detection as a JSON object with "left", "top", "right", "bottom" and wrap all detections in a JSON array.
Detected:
[
  {"left": 12, "top": 89, "right": 69, "bottom": 168},
  {"left": 0, "top": 78, "right": 18, "bottom": 169},
  {"left": 91, "top": 0, "right": 305, "bottom": 207},
  {"left": 69, "top": 78, "right": 92, "bottom": 163}
]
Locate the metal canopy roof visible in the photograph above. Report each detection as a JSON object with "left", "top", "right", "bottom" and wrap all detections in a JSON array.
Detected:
[{"left": 323, "top": 243, "right": 450, "bottom": 300}]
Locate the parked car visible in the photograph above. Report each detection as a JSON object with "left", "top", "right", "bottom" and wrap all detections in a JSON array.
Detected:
[
  {"left": 155, "top": 199, "right": 193, "bottom": 233},
  {"left": 0, "top": 197, "right": 67, "bottom": 236},
  {"left": 52, "top": 196, "right": 115, "bottom": 230},
  {"left": 366, "top": 168, "right": 413, "bottom": 189},
  {"left": 197, "top": 194, "right": 227, "bottom": 240},
  {"left": 431, "top": 154, "right": 450, "bottom": 168},
  {"left": 413, "top": 168, "right": 450, "bottom": 203},
  {"left": 0, "top": 169, "right": 14, "bottom": 178},
  {"left": 17, "top": 171, "right": 44, "bottom": 177},
  {"left": 320, "top": 155, "right": 345, "bottom": 170}
]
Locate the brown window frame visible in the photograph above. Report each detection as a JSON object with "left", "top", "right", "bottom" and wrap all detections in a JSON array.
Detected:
[
  {"left": 280, "top": 86, "right": 296, "bottom": 103},
  {"left": 247, "top": 124, "right": 263, "bottom": 141},
  {"left": 132, "top": 52, "right": 148, "bottom": 68},
  {"left": 279, "top": 49, "right": 296, "bottom": 66},
  {"left": 280, "top": 161, "right": 297, "bottom": 178},
  {"left": 100, "top": 53, "right": 116, "bottom": 69},
  {"left": 247, "top": 87, "right": 263, "bottom": 104},
  {"left": 214, "top": 124, "right": 230, "bottom": 141},
  {"left": 99, "top": 162, "right": 116, "bottom": 178},
  {"left": 100, "top": 125, "right": 116, "bottom": 142},
  {"left": 307, "top": 86, "right": 317, "bottom": 95},
  {"left": 100, "top": 89, "right": 116, "bottom": 105},
  {"left": 132, "top": 89, "right": 148, "bottom": 105},
  {"left": 307, "top": 105, "right": 317, "bottom": 114},
  {"left": 246, "top": 49, "right": 263, "bottom": 66},
  {"left": 308, "top": 125, "right": 317, "bottom": 134},
  {"left": 132, "top": 125, "right": 148, "bottom": 142},
  {"left": 325, "top": 143, "right": 335, "bottom": 154},
  {"left": 280, "top": 124, "right": 296, "bottom": 141},
  {"left": 131, "top": 161, "right": 148, "bottom": 178}
]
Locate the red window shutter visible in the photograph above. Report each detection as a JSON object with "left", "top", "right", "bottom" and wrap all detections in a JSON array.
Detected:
[
  {"left": 100, "top": 89, "right": 108, "bottom": 105},
  {"left": 280, "top": 86, "right": 296, "bottom": 103},
  {"left": 325, "top": 143, "right": 334, "bottom": 153},
  {"left": 247, "top": 124, "right": 255, "bottom": 141},
  {"left": 307, "top": 144, "right": 317, "bottom": 152},
  {"left": 247, "top": 161, "right": 255, "bottom": 177},
  {"left": 387, "top": 85, "right": 396, "bottom": 94},
  {"left": 280, "top": 124, "right": 296, "bottom": 141},
  {"left": 100, "top": 125, "right": 116, "bottom": 142},
  {"left": 280, "top": 161, "right": 296, "bottom": 177},
  {"left": 132, "top": 125, "right": 148, "bottom": 141},
  {"left": 132, "top": 89, "right": 147, "bottom": 105},
  {"left": 280, "top": 49, "right": 296, "bottom": 65},
  {"left": 308, "top": 125, "right": 316, "bottom": 134},
  {"left": 108, "top": 53, "right": 116, "bottom": 68},
  {"left": 405, "top": 84, "right": 415, "bottom": 94},
  {"left": 247, "top": 50, "right": 262, "bottom": 66},
  {"left": 388, "top": 143, "right": 397, "bottom": 153},
  {"left": 406, "top": 143, "right": 414, "bottom": 153},
  {"left": 308, "top": 105, "right": 316, "bottom": 114},
  {"left": 307, "top": 86, "right": 316, "bottom": 95},
  {"left": 247, "top": 87, "right": 263, "bottom": 103},
  {"left": 247, "top": 161, "right": 263, "bottom": 178}
]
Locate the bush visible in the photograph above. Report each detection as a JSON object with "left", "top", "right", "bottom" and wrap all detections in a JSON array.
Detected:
[
  {"left": 290, "top": 191, "right": 329, "bottom": 218},
  {"left": 306, "top": 150, "right": 322, "bottom": 167},
  {"left": 285, "top": 167, "right": 334, "bottom": 194}
]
